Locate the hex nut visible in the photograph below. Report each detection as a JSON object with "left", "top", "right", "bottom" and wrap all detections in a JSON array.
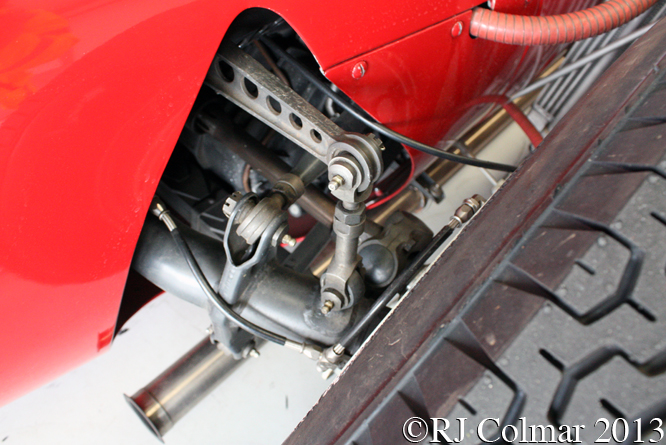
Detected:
[
  {"left": 223, "top": 191, "right": 244, "bottom": 218},
  {"left": 464, "top": 194, "right": 484, "bottom": 213},
  {"left": 454, "top": 204, "right": 475, "bottom": 224},
  {"left": 334, "top": 204, "right": 365, "bottom": 226}
]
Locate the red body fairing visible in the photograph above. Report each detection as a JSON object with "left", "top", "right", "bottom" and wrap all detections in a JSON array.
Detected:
[{"left": 0, "top": 0, "right": 599, "bottom": 405}]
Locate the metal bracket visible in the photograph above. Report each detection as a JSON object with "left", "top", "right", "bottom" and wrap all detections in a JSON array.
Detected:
[
  {"left": 207, "top": 43, "right": 342, "bottom": 162},
  {"left": 219, "top": 193, "right": 288, "bottom": 305}
]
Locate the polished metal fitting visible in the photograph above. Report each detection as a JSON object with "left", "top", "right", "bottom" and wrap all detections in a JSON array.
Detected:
[
  {"left": 316, "top": 344, "right": 348, "bottom": 378},
  {"left": 450, "top": 194, "right": 486, "bottom": 228},
  {"left": 150, "top": 197, "right": 177, "bottom": 231},
  {"left": 464, "top": 194, "right": 485, "bottom": 212},
  {"left": 282, "top": 234, "right": 297, "bottom": 247},
  {"left": 320, "top": 300, "right": 335, "bottom": 315},
  {"left": 320, "top": 289, "right": 344, "bottom": 314},
  {"left": 328, "top": 154, "right": 362, "bottom": 194},
  {"left": 284, "top": 340, "right": 322, "bottom": 361},
  {"left": 270, "top": 222, "right": 290, "bottom": 248}
]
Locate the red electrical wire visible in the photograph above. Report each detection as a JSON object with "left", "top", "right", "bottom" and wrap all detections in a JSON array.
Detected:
[
  {"left": 470, "top": 0, "right": 657, "bottom": 45},
  {"left": 280, "top": 235, "right": 306, "bottom": 248},
  {"left": 366, "top": 150, "right": 415, "bottom": 210}
]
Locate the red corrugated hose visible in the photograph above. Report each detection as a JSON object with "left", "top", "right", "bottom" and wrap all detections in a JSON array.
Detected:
[{"left": 470, "top": 0, "right": 657, "bottom": 45}]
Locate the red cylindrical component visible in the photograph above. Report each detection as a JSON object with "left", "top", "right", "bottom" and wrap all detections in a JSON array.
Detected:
[
  {"left": 470, "top": 0, "right": 657, "bottom": 45},
  {"left": 465, "top": 95, "right": 544, "bottom": 147}
]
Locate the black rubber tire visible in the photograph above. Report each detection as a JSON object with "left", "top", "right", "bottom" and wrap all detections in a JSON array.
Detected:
[{"left": 285, "top": 17, "right": 666, "bottom": 445}]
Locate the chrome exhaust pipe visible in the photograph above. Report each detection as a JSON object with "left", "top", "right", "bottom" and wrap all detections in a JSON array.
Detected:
[{"left": 125, "top": 336, "right": 247, "bottom": 441}]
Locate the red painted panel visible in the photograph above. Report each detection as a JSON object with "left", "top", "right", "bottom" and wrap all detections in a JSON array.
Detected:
[
  {"left": 0, "top": 0, "right": 240, "bottom": 406},
  {"left": 267, "top": 0, "right": 482, "bottom": 70}
]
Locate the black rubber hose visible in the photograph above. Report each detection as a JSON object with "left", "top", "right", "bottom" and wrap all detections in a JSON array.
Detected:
[
  {"left": 337, "top": 222, "right": 455, "bottom": 348},
  {"left": 169, "top": 226, "right": 287, "bottom": 346},
  {"left": 260, "top": 38, "right": 517, "bottom": 173}
]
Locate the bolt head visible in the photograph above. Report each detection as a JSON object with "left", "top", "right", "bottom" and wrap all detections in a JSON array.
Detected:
[
  {"left": 429, "top": 184, "right": 444, "bottom": 199},
  {"left": 333, "top": 202, "right": 365, "bottom": 227},
  {"left": 454, "top": 204, "right": 475, "bottom": 225},
  {"left": 351, "top": 61, "right": 368, "bottom": 79}
]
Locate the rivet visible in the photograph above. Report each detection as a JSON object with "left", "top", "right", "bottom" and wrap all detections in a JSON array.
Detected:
[
  {"left": 452, "top": 21, "right": 464, "bottom": 38},
  {"left": 351, "top": 61, "right": 368, "bottom": 79}
]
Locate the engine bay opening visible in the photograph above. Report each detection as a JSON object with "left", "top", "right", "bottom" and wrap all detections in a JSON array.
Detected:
[{"left": 119, "top": 4, "right": 666, "bottom": 439}]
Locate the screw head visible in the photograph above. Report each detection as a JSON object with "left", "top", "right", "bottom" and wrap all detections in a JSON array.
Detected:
[
  {"left": 451, "top": 21, "right": 464, "bottom": 37},
  {"left": 351, "top": 61, "right": 368, "bottom": 79}
]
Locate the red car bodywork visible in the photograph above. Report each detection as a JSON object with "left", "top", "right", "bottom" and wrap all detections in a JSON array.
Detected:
[{"left": 0, "top": 0, "right": 597, "bottom": 405}]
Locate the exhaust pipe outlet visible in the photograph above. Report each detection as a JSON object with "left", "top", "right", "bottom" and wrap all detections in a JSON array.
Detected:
[{"left": 125, "top": 336, "right": 247, "bottom": 441}]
